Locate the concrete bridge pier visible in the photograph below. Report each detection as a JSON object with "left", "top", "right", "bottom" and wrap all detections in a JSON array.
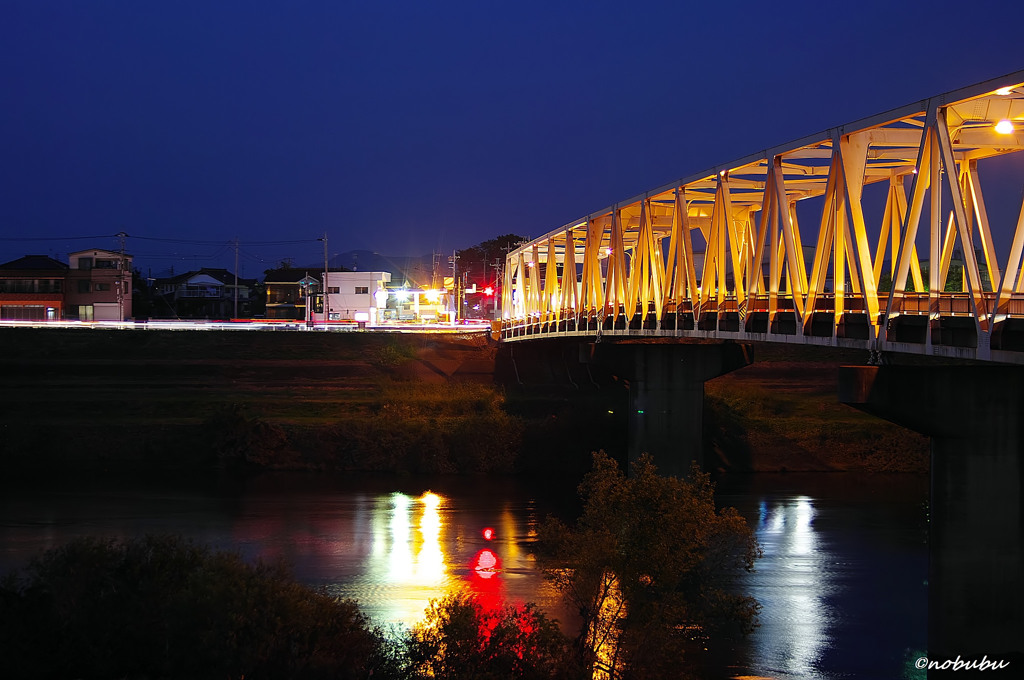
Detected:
[
  {"left": 840, "top": 365, "right": 1024, "bottom": 672},
  {"left": 587, "top": 341, "right": 751, "bottom": 477}
]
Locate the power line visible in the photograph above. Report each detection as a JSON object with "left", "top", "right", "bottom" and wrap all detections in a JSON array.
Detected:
[
  {"left": 1, "top": 234, "right": 325, "bottom": 247},
  {"left": 129, "top": 235, "right": 321, "bottom": 246},
  {"left": 0, "top": 234, "right": 117, "bottom": 242}
]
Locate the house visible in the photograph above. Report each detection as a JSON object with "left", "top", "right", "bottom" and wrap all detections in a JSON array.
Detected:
[
  {"left": 0, "top": 255, "right": 68, "bottom": 321},
  {"left": 64, "top": 249, "right": 133, "bottom": 321},
  {"left": 263, "top": 268, "right": 320, "bottom": 320},
  {"left": 315, "top": 271, "right": 391, "bottom": 324},
  {"left": 153, "top": 268, "right": 257, "bottom": 319}
]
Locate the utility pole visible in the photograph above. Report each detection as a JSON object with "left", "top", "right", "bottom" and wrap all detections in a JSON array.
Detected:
[
  {"left": 321, "top": 233, "right": 329, "bottom": 326},
  {"left": 491, "top": 256, "right": 503, "bottom": 320},
  {"left": 449, "top": 249, "right": 460, "bottom": 323},
  {"left": 117, "top": 231, "right": 127, "bottom": 321},
  {"left": 233, "top": 238, "right": 239, "bottom": 318},
  {"left": 431, "top": 251, "right": 442, "bottom": 290}
]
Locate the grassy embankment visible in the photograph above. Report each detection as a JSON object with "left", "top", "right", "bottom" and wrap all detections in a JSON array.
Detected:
[
  {"left": 0, "top": 327, "right": 928, "bottom": 476},
  {"left": 705, "top": 343, "right": 928, "bottom": 473},
  {"left": 0, "top": 327, "right": 520, "bottom": 475}
]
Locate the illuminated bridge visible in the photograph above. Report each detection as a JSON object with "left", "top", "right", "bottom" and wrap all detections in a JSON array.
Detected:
[
  {"left": 496, "top": 71, "right": 1024, "bottom": 664},
  {"left": 500, "top": 71, "right": 1024, "bottom": 365}
]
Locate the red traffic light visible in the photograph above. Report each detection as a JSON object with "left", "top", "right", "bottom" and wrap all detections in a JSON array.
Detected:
[{"left": 483, "top": 286, "right": 495, "bottom": 296}]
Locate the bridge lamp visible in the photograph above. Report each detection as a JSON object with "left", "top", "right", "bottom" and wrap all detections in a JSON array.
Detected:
[
  {"left": 394, "top": 289, "right": 410, "bottom": 303},
  {"left": 996, "top": 87, "right": 1014, "bottom": 96},
  {"left": 424, "top": 289, "right": 441, "bottom": 303},
  {"left": 995, "top": 119, "right": 1015, "bottom": 134}
]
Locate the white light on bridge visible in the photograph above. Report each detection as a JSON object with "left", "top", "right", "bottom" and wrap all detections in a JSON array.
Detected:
[
  {"left": 995, "top": 119, "right": 1015, "bottom": 134},
  {"left": 996, "top": 87, "right": 1014, "bottom": 96}
]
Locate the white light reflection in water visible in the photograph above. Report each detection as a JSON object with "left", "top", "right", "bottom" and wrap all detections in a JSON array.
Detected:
[
  {"left": 750, "top": 495, "right": 833, "bottom": 679},
  {"left": 365, "top": 491, "right": 452, "bottom": 624}
]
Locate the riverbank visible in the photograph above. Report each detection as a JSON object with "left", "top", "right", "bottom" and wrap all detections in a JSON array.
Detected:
[
  {"left": 705, "top": 343, "right": 929, "bottom": 473},
  {"left": 0, "top": 327, "right": 518, "bottom": 475},
  {"left": 0, "top": 327, "right": 928, "bottom": 476}
]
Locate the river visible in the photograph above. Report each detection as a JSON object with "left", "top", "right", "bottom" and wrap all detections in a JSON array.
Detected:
[{"left": 0, "top": 471, "right": 928, "bottom": 679}]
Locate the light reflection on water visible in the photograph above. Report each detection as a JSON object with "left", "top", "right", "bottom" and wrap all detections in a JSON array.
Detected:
[
  {"left": 751, "top": 496, "right": 831, "bottom": 678},
  {"left": 311, "top": 485, "right": 562, "bottom": 628},
  {"left": 0, "top": 473, "right": 927, "bottom": 678},
  {"left": 715, "top": 474, "right": 928, "bottom": 680},
  {"left": 0, "top": 475, "right": 574, "bottom": 632},
  {"left": 364, "top": 491, "right": 451, "bottom": 623}
]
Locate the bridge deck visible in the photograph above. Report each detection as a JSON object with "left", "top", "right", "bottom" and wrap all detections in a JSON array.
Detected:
[{"left": 501, "top": 71, "right": 1024, "bottom": 364}]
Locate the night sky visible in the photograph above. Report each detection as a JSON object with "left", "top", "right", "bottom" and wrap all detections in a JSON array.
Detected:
[{"left": 1, "top": 0, "right": 1021, "bottom": 276}]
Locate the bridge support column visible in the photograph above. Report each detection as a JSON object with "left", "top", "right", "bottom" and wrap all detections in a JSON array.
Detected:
[
  {"left": 840, "top": 366, "right": 1024, "bottom": 671},
  {"left": 590, "top": 342, "right": 751, "bottom": 477}
]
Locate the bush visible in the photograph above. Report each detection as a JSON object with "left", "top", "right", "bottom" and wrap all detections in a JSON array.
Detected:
[
  {"left": 405, "top": 590, "right": 581, "bottom": 680},
  {"left": 204, "top": 403, "right": 293, "bottom": 469},
  {"left": 0, "top": 535, "right": 387, "bottom": 680},
  {"left": 537, "top": 452, "right": 761, "bottom": 679}
]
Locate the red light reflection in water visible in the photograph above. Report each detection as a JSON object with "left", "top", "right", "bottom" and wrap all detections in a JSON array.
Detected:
[{"left": 468, "top": 548, "right": 505, "bottom": 613}]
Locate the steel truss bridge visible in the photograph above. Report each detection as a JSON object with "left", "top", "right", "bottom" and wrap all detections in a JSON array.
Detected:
[{"left": 500, "top": 71, "right": 1024, "bottom": 364}]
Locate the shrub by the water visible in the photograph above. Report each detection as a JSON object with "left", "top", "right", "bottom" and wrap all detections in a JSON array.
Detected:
[
  {"left": 537, "top": 452, "right": 761, "bottom": 679},
  {"left": 0, "top": 535, "right": 389, "bottom": 679},
  {"left": 0, "top": 536, "right": 582, "bottom": 680},
  {"left": 406, "top": 590, "right": 580, "bottom": 680}
]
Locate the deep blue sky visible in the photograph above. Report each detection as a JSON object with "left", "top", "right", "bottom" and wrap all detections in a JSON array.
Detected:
[{"left": 1, "top": 0, "right": 1021, "bottom": 276}]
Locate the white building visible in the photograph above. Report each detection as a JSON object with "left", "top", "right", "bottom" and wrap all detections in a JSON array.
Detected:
[{"left": 315, "top": 271, "right": 391, "bottom": 324}]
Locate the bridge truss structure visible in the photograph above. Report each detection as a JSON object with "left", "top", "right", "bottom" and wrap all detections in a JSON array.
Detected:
[{"left": 500, "top": 71, "right": 1024, "bottom": 364}]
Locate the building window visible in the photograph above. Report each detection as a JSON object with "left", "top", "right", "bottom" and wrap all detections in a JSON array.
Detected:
[
  {"left": 354, "top": 286, "right": 369, "bottom": 294},
  {"left": 95, "top": 283, "right": 111, "bottom": 291},
  {"left": 1, "top": 304, "right": 45, "bottom": 320},
  {"left": 328, "top": 287, "right": 340, "bottom": 294},
  {"left": 0, "top": 279, "right": 34, "bottom": 293},
  {"left": 78, "top": 280, "right": 91, "bottom": 293},
  {"left": 78, "top": 257, "right": 93, "bottom": 270}
]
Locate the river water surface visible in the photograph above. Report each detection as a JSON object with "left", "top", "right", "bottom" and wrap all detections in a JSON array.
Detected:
[{"left": 0, "top": 471, "right": 928, "bottom": 679}]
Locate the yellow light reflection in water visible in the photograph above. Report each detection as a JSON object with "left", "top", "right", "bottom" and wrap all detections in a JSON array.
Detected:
[
  {"left": 416, "top": 492, "right": 446, "bottom": 584},
  {"left": 591, "top": 570, "right": 626, "bottom": 680},
  {"left": 500, "top": 507, "right": 519, "bottom": 561}
]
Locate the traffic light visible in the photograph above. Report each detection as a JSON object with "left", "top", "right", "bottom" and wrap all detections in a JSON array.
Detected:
[{"left": 483, "top": 286, "right": 495, "bottom": 296}]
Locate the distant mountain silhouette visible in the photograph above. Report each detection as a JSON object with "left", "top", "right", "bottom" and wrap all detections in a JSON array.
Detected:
[{"left": 329, "top": 250, "right": 438, "bottom": 288}]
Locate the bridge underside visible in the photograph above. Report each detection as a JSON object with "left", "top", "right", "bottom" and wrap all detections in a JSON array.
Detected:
[
  {"left": 502, "top": 71, "right": 1024, "bottom": 365},
  {"left": 841, "top": 365, "right": 1023, "bottom": 667},
  {"left": 500, "top": 338, "right": 750, "bottom": 476}
]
